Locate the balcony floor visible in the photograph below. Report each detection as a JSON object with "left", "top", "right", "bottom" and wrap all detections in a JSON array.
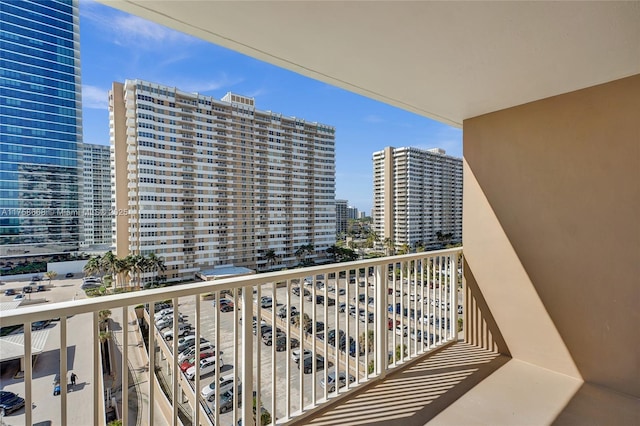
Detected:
[
  {"left": 301, "top": 341, "right": 639, "bottom": 426},
  {"left": 302, "top": 341, "right": 508, "bottom": 426}
]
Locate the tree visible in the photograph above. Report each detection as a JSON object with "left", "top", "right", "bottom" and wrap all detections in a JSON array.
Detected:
[
  {"left": 435, "top": 231, "right": 454, "bottom": 247},
  {"left": 398, "top": 243, "right": 410, "bottom": 255},
  {"left": 326, "top": 245, "right": 339, "bottom": 262},
  {"left": 326, "top": 245, "right": 358, "bottom": 263},
  {"left": 100, "top": 251, "right": 118, "bottom": 288},
  {"left": 263, "top": 249, "right": 277, "bottom": 269},
  {"left": 115, "top": 258, "right": 131, "bottom": 289},
  {"left": 146, "top": 253, "right": 166, "bottom": 285},
  {"left": 384, "top": 238, "right": 395, "bottom": 256},
  {"left": 98, "top": 309, "right": 112, "bottom": 323},
  {"left": 44, "top": 271, "right": 57, "bottom": 285},
  {"left": 83, "top": 256, "right": 102, "bottom": 277},
  {"left": 359, "top": 329, "right": 375, "bottom": 354},
  {"left": 292, "top": 313, "right": 312, "bottom": 334},
  {"left": 129, "top": 254, "right": 147, "bottom": 289},
  {"left": 294, "top": 244, "right": 314, "bottom": 266}
]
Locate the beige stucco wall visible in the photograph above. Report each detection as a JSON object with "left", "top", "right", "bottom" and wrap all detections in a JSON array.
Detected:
[
  {"left": 463, "top": 74, "right": 640, "bottom": 397},
  {"left": 110, "top": 82, "right": 129, "bottom": 258}
]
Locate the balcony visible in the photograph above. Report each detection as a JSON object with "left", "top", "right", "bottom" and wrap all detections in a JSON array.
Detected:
[{"left": 0, "top": 249, "right": 466, "bottom": 425}]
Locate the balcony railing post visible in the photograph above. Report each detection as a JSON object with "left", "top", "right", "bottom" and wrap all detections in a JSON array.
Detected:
[
  {"left": 375, "top": 264, "right": 387, "bottom": 378},
  {"left": 241, "top": 286, "right": 254, "bottom": 425}
]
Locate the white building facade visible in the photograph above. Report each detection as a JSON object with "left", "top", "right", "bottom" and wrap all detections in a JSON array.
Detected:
[
  {"left": 81, "top": 143, "right": 112, "bottom": 247},
  {"left": 335, "top": 199, "right": 348, "bottom": 235},
  {"left": 110, "top": 80, "right": 335, "bottom": 282},
  {"left": 373, "top": 147, "right": 462, "bottom": 249}
]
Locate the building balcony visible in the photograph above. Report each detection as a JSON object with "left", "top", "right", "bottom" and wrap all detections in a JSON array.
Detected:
[{"left": 0, "top": 249, "right": 471, "bottom": 425}]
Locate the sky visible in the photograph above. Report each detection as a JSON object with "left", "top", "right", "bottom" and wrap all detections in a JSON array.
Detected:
[{"left": 79, "top": 1, "right": 462, "bottom": 214}]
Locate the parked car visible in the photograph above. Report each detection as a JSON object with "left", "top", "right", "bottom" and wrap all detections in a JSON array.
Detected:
[
  {"left": 353, "top": 294, "right": 367, "bottom": 304},
  {"left": 395, "top": 325, "right": 408, "bottom": 337},
  {"left": 304, "top": 321, "right": 324, "bottom": 334},
  {"left": 156, "top": 314, "right": 186, "bottom": 330},
  {"left": 4, "top": 288, "right": 15, "bottom": 296},
  {"left": 177, "top": 335, "right": 209, "bottom": 353},
  {"left": 291, "top": 349, "right": 311, "bottom": 364},
  {"left": 0, "top": 390, "right": 25, "bottom": 416},
  {"left": 180, "top": 352, "right": 215, "bottom": 373},
  {"left": 262, "top": 331, "right": 285, "bottom": 346},
  {"left": 178, "top": 343, "right": 216, "bottom": 363},
  {"left": 22, "top": 286, "right": 33, "bottom": 294},
  {"left": 13, "top": 294, "right": 25, "bottom": 301},
  {"left": 217, "top": 298, "right": 234, "bottom": 312},
  {"left": 359, "top": 310, "right": 374, "bottom": 323},
  {"left": 156, "top": 307, "right": 175, "bottom": 318},
  {"left": 259, "top": 296, "right": 272, "bottom": 308},
  {"left": 65, "top": 273, "right": 74, "bottom": 278},
  {"left": 300, "top": 354, "right": 326, "bottom": 374},
  {"left": 162, "top": 323, "right": 191, "bottom": 340},
  {"left": 36, "top": 285, "right": 46, "bottom": 292},
  {"left": 201, "top": 374, "right": 238, "bottom": 402},
  {"left": 212, "top": 388, "right": 241, "bottom": 414},
  {"left": 327, "top": 329, "right": 345, "bottom": 347},
  {"left": 275, "top": 335, "right": 299, "bottom": 351},
  {"left": 277, "top": 305, "right": 298, "bottom": 318},
  {"left": 31, "top": 276, "right": 41, "bottom": 281},
  {"left": 185, "top": 355, "right": 223, "bottom": 380},
  {"left": 32, "top": 320, "right": 51, "bottom": 330},
  {"left": 320, "top": 371, "right": 355, "bottom": 392}
]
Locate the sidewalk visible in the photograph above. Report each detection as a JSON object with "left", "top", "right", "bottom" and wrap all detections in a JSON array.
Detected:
[{"left": 108, "top": 308, "right": 168, "bottom": 425}]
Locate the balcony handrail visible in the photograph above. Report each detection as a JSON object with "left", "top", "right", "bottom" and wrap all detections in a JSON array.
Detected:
[
  {"left": 0, "top": 247, "right": 462, "bottom": 425},
  {"left": 0, "top": 247, "right": 461, "bottom": 327}
]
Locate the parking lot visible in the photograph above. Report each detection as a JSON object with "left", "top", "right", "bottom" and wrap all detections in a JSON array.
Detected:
[
  {"left": 0, "top": 274, "right": 96, "bottom": 425},
  {"left": 160, "top": 271, "right": 460, "bottom": 423}
]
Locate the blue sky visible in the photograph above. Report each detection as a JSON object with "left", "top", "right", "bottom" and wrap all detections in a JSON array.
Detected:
[{"left": 79, "top": 1, "right": 462, "bottom": 214}]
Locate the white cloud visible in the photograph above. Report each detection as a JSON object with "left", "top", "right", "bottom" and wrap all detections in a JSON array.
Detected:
[
  {"left": 165, "top": 74, "right": 244, "bottom": 94},
  {"left": 244, "top": 88, "right": 269, "bottom": 98},
  {"left": 80, "top": 0, "right": 195, "bottom": 49},
  {"left": 364, "top": 114, "right": 385, "bottom": 123},
  {"left": 82, "top": 85, "right": 109, "bottom": 109}
]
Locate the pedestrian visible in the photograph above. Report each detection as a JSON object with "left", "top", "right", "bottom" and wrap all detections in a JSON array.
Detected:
[{"left": 70, "top": 372, "right": 77, "bottom": 386}]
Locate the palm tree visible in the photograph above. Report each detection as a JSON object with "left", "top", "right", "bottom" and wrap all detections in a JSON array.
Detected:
[
  {"left": 294, "top": 244, "right": 314, "bottom": 266},
  {"left": 359, "top": 329, "right": 375, "bottom": 353},
  {"left": 398, "top": 243, "right": 410, "bottom": 255},
  {"left": 263, "top": 249, "right": 277, "bottom": 269},
  {"left": 83, "top": 256, "right": 102, "bottom": 277},
  {"left": 384, "top": 238, "right": 395, "bottom": 256},
  {"left": 294, "top": 246, "right": 306, "bottom": 265},
  {"left": 146, "top": 253, "right": 166, "bottom": 285},
  {"left": 130, "top": 254, "right": 147, "bottom": 289},
  {"left": 292, "top": 313, "right": 312, "bottom": 335},
  {"left": 326, "top": 245, "right": 339, "bottom": 262},
  {"left": 114, "top": 258, "right": 131, "bottom": 289},
  {"left": 44, "top": 271, "right": 57, "bottom": 285},
  {"left": 101, "top": 251, "right": 118, "bottom": 287}
]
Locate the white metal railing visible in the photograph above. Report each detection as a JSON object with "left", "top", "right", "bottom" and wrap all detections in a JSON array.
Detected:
[{"left": 0, "top": 248, "right": 461, "bottom": 425}]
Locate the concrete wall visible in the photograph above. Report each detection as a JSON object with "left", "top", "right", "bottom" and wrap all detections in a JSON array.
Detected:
[
  {"left": 463, "top": 74, "right": 640, "bottom": 397},
  {"left": 47, "top": 260, "right": 89, "bottom": 275}
]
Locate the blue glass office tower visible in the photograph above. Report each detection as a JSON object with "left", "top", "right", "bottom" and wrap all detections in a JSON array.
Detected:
[{"left": 0, "top": 0, "right": 82, "bottom": 264}]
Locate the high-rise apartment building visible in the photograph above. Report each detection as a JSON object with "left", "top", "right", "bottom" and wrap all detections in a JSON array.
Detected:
[
  {"left": 0, "top": 0, "right": 83, "bottom": 261},
  {"left": 110, "top": 80, "right": 335, "bottom": 282},
  {"left": 335, "top": 199, "right": 348, "bottom": 235},
  {"left": 347, "top": 205, "right": 359, "bottom": 220},
  {"left": 373, "top": 147, "right": 462, "bottom": 249},
  {"left": 81, "top": 143, "right": 112, "bottom": 248}
]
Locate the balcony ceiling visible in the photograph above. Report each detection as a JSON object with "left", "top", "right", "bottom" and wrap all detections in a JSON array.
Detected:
[{"left": 103, "top": 1, "right": 640, "bottom": 126}]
